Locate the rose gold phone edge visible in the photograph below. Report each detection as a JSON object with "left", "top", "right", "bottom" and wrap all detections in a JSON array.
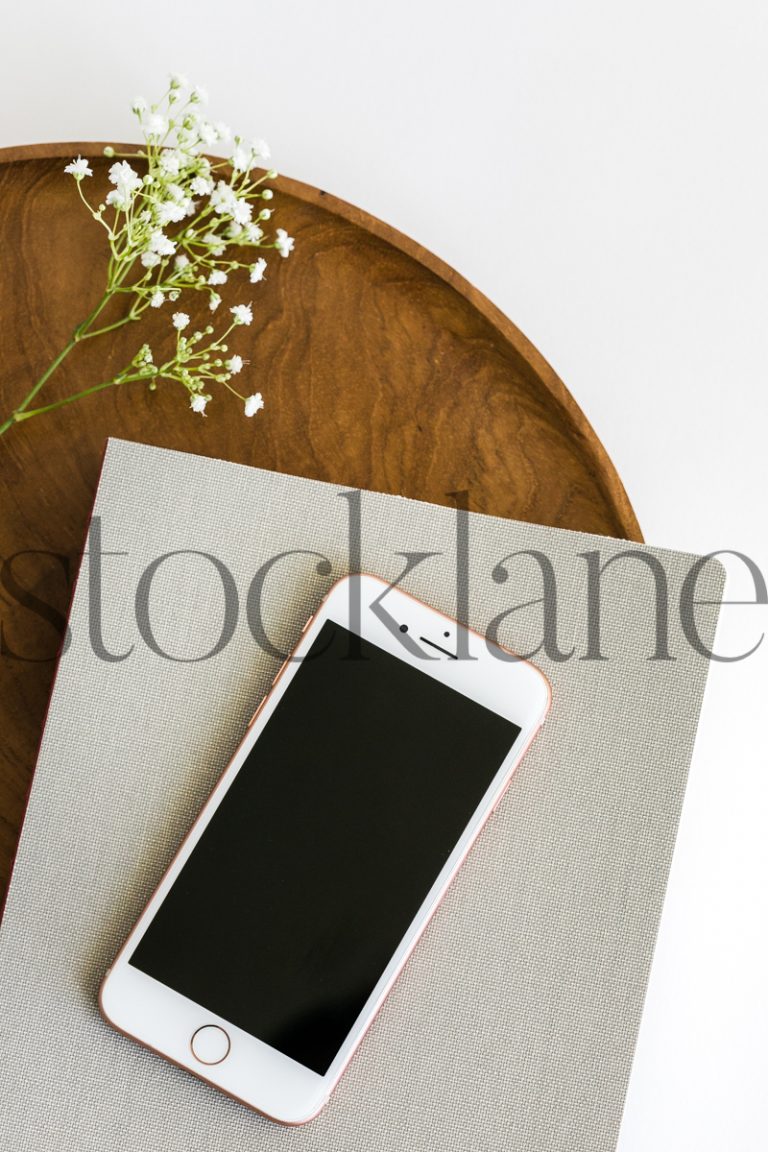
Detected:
[{"left": 99, "top": 572, "right": 552, "bottom": 1124}]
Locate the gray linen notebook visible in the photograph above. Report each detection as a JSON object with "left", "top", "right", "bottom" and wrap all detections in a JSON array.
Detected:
[{"left": 0, "top": 438, "right": 723, "bottom": 1152}]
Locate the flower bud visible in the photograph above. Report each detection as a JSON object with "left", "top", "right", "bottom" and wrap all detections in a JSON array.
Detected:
[{"left": 103, "top": 146, "right": 115, "bottom": 157}]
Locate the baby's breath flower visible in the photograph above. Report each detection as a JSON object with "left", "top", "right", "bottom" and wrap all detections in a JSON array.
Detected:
[
  {"left": 231, "top": 144, "right": 254, "bottom": 173},
  {"left": 1, "top": 76, "right": 295, "bottom": 441},
  {"left": 146, "top": 230, "right": 176, "bottom": 257},
  {"left": 109, "top": 160, "right": 141, "bottom": 192},
  {"left": 64, "top": 156, "right": 93, "bottom": 179},
  {"left": 105, "top": 161, "right": 142, "bottom": 210},
  {"left": 233, "top": 199, "right": 253, "bottom": 226},
  {"left": 190, "top": 175, "right": 213, "bottom": 196},
  {"left": 158, "top": 151, "right": 180, "bottom": 176},
  {"left": 156, "top": 200, "right": 187, "bottom": 225},
  {"left": 210, "top": 181, "right": 238, "bottom": 217},
  {"left": 275, "top": 228, "right": 294, "bottom": 258},
  {"left": 250, "top": 258, "right": 267, "bottom": 283},
  {"left": 106, "top": 189, "right": 130, "bottom": 211},
  {"left": 244, "top": 393, "right": 265, "bottom": 417},
  {"left": 230, "top": 304, "right": 253, "bottom": 326},
  {"left": 191, "top": 84, "right": 209, "bottom": 104},
  {"left": 243, "top": 222, "right": 264, "bottom": 243},
  {"left": 210, "top": 180, "right": 252, "bottom": 223},
  {"left": 144, "top": 113, "right": 169, "bottom": 138},
  {"left": 189, "top": 393, "right": 210, "bottom": 415},
  {"left": 198, "top": 121, "right": 217, "bottom": 146},
  {"left": 203, "top": 231, "right": 226, "bottom": 256}
]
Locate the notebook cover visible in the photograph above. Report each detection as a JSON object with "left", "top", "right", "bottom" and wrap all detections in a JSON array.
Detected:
[{"left": 0, "top": 438, "right": 723, "bottom": 1152}]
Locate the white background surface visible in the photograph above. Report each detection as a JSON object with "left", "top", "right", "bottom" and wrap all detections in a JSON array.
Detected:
[{"left": 2, "top": 2, "right": 767, "bottom": 1148}]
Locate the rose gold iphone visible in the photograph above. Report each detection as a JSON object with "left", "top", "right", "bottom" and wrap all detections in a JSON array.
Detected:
[{"left": 100, "top": 573, "right": 551, "bottom": 1124}]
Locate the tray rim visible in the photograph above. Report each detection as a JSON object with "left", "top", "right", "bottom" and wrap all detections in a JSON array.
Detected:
[{"left": 0, "top": 140, "right": 642, "bottom": 542}]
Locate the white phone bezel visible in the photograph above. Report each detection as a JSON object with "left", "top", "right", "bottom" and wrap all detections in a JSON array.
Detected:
[{"left": 100, "top": 573, "right": 551, "bottom": 1124}]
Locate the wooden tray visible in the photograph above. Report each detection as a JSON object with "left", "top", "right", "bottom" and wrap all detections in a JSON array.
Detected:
[{"left": 0, "top": 142, "right": 641, "bottom": 899}]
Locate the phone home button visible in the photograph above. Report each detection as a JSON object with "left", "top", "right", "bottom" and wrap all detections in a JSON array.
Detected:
[{"left": 190, "top": 1024, "right": 231, "bottom": 1065}]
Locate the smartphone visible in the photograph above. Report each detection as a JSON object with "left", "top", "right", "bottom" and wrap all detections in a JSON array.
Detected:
[{"left": 100, "top": 573, "right": 551, "bottom": 1124}]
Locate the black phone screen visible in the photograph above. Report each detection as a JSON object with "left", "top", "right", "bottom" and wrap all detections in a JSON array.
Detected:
[{"left": 129, "top": 619, "right": 520, "bottom": 1075}]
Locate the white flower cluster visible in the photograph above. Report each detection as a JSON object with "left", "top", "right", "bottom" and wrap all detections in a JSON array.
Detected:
[
  {"left": 61, "top": 74, "right": 294, "bottom": 424},
  {"left": 106, "top": 160, "right": 143, "bottom": 211},
  {"left": 131, "top": 305, "right": 264, "bottom": 419}
]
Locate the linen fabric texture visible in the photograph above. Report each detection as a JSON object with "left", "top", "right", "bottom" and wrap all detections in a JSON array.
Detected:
[{"left": 0, "top": 439, "right": 724, "bottom": 1152}]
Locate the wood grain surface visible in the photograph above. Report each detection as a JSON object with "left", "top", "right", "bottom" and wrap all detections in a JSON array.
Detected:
[{"left": 0, "top": 142, "right": 641, "bottom": 903}]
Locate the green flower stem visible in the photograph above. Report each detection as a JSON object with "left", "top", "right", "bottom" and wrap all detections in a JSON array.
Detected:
[
  {"left": 11, "top": 372, "right": 146, "bottom": 422},
  {"left": 220, "top": 377, "right": 246, "bottom": 402},
  {"left": 9, "top": 336, "right": 80, "bottom": 413},
  {"left": 0, "top": 239, "right": 153, "bottom": 436},
  {"left": 0, "top": 286, "right": 119, "bottom": 436},
  {"left": 80, "top": 313, "right": 140, "bottom": 340}
]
